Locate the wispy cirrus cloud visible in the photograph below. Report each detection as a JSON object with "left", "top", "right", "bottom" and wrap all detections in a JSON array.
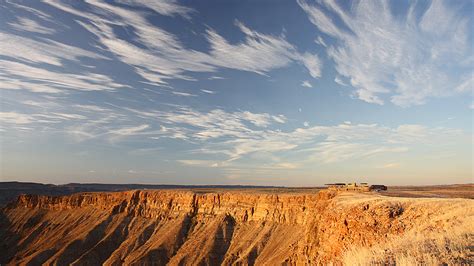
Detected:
[
  {"left": 170, "top": 91, "right": 197, "bottom": 97},
  {"left": 116, "top": 0, "right": 194, "bottom": 18},
  {"left": 151, "top": 108, "right": 284, "bottom": 140},
  {"left": 200, "top": 89, "right": 216, "bottom": 94},
  {"left": 0, "top": 112, "right": 37, "bottom": 124},
  {"left": 8, "top": 17, "right": 56, "bottom": 34},
  {"left": 78, "top": 106, "right": 460, "bottom": 165},
  {"left": 301, "top": 80, "right": 312, "bottom": 88},
  {"left": 0, "top": 0, "right": 470, "bottom": 184},
  {"left": 207, "top": 21, "right": 322, "bottom": 78},
  {"left": 2, "top": 0, "right": 322, "bottom": 98},
  {"left": 109, "top": 124, "right": 149, "bottom": 136},
  {"left": 334, "top": 76, "right": 348, "bottom": 86},
  {"left": 0, "top": 111, "right": 86, "bottom": 126},
  {"left": 208, "top": 76, "right": 225, "bottom": 80},
  {"left": 0, "top": 61, "right": 125, "bottom": 93},
  {"left": 1, "top": 98, "right": 465, "bottom": 173},
  {"left": 0, "top": 32, "right": 104, "bottom": 66},
  {"left": 298, "top": 0, "right": 473, "bottom": 106},
  {"left": 0, "top": 18, "right": 126, "bottom": 94},
  {"left": 43, "top": 0, "right": 322, "bottom": 86}
]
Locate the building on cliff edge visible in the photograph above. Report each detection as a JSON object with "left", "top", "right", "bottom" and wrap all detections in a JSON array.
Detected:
[{"left": 324, "top": 183, "right": 387, "bottom": 192}]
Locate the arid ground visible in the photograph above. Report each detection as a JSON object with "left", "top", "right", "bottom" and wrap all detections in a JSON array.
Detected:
[{"left": 0, "top": 184, "right": 472, "bottom": 265}]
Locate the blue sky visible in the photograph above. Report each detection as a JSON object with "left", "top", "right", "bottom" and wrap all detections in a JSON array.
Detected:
[{"left": 0, "top": 0, "right": 472, "bottom": 186}]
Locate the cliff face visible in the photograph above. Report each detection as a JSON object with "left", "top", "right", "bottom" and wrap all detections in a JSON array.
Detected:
[
  {"left": 1, "top": 190, "right": 471, "bottom": 265},
  {"left": 13, "top": 190, "right": 334, "bottom": 224}
]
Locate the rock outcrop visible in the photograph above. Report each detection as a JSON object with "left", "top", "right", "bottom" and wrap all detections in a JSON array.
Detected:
[{"left": 1, "top": 190, "right": 472, "bottom": 265}]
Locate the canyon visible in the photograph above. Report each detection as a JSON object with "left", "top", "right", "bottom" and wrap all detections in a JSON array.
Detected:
[{"left": 1, "top": 189, "right": 472, "bottom": 265}]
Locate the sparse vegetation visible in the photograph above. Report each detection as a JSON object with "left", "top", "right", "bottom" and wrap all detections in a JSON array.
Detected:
[{"left": 342, "top": 200, "right": 474, "bottom": 265}]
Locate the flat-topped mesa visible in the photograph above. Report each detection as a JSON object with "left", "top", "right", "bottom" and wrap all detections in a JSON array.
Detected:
[{"left": 11, "top": 190, "right": 338, "bottom": 225}]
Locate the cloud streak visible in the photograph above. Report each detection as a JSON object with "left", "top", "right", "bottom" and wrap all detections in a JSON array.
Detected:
[
  {"left": 52, "top": 106, "right": 460, "bottom": 166},
  {"left": 0, "top": 99, "right": 466, "bottom": 177},
  {"left": 0, "top": 61, "right": 126, "bottom": 93},
  {"left": 301, "top": 80, "right": 312, "bottom": 88},
  {"left": 298, "top": 0, "right": 473, "bottom": 106},
  {"left": 43, "top": 0, "right": 322, "bottom": 86},
  {"left": 8, "top": 17, "right": 56, "bottom": 34}
]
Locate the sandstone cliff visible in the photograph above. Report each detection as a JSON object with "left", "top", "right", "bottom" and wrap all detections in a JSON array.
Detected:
[{"left": 1, "top": 190, "right": 472, "bottom": 265}]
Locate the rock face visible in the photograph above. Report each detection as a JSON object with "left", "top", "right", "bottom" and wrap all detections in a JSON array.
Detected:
[{"left": 0, "top": 190, "right": 471, "bottom": 265}]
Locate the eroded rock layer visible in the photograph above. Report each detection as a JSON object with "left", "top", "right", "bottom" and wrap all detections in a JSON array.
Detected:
[{"left": 0, "top": 190, "right": 471, "bottom": 265}]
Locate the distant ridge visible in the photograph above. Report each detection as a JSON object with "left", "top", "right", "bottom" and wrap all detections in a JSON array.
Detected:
[{"left": 1, "top": 182, "right": 471, "bottom": 207}]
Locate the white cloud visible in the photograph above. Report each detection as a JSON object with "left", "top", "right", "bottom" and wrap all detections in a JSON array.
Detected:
[
  {"left": 299, "top": 52, "right": 322, "bottom": 78},
  {"left": 66, "top": 113, "right": 127, "bottom": 141},
  {"left": 301, "top": 80, "right": 312, "bottom": 88},
  {"left": 207, "top": 21, "right": 322, "bottom": 77},
  {"left": 22, "top": 100, "right": 58, "bottom": 108},
  {"left": 208, "top": 76, "right": 225, "bottom": 80},
  {"left": 334, "top": 76, "right": 348, "bottom": 86},
  {"left": 315, "top": 36, "right": 327, "bottom": 47},
  {"left": 3, "top": 1, "right": 323, "bottom": 95},
  {"left": 109, "top": 124, "right": 149, "bottom": 136},
  {"left": 108, "top": 106, "right": 461, "bottom": 165},
  {"left": 0, "top": 32, "right": 104, "bottom": 66},
  {"left": 0, "top": 111, "right": 86, "bottom": 126},
  {"left": 0, "top": 61, "right": 125, "bottom": 93},
  {"left": 171, "top": 91, "right": 197, "bottom": 97},
  {"left": 49, "top": 113, "right": 86, "bottom": 120},
  {"left": 74, "top": 105, "right": 111, "bottom": 112},
  {"left": 8, "top": 17, "right": 55, "bottom": 34},
  {"left": 207, "top": 21, "right": 288, "bottom": 74},
  {"left": 8, "top": 2, "right": 54, "bottom": 22},
  {"left": 44, "top": 1, "right": 322, "bottom": 84},
  {"left": 2, "top": 101, "right": 463, "bottom": 170},
  {"left": 0, "top": 24, "right": 126, "bottom": 94},
  {"left": 0, "top": 112, "right": 36, "bottom": 124},
  {"left": 200, "top": 89, "right": 216, "bottom": 94},
  {"left": 152, "top": 108, "right": 285, "bottom": 139},
  {"left": 272, "top": 115, "right": 287, "bottom": 124},
  {"left": 298, "top": 0, "right": 473, "bottom": 106},
  {"left": 116, "top": 0, "right": 194, "bottom": 18},
  {"left": 238, "top": 111, "right": 273, "bottom": 127}
]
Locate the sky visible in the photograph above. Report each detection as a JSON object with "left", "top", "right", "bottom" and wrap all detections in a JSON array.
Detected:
[{"left": 0, "top": 0, "right": 472, "bottom": 186}]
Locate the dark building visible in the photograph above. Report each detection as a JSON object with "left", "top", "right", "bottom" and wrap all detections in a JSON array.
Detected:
[{"left": 369, "top": 185, "right": 388, "bottom": 191}]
